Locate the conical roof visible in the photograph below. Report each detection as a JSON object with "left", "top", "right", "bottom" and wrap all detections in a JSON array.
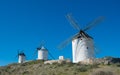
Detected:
[
  {"left": 80, "top": 30, "right": 93, "bottom": 39},
  {"left": 37, "top": 46, "right": 48, "bottom": 51},
  {"left": 41, "top": 46, "right": 45, "bottom": 49},
  {"left": 19, "top": 52, "right": 26, "bottom": 56}
]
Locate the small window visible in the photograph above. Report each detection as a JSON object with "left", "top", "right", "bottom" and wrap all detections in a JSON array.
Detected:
[{"left": 87, "top": 47, "right": 88, "bottom": 49}]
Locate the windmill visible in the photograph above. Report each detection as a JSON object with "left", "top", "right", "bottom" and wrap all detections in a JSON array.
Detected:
[
  {"left": 33, "top": 41, "right": 55, "bottom": 60},
  {"left": 58, "top": 14, "right": 104, "bottom": 63},
  {"left": 17, "top": 50, "right": 26, "bottom": 63}
]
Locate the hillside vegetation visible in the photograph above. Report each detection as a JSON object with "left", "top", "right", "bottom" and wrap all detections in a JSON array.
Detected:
[{"left": 0, "top": 60, "right": 120, "bottom": 75}]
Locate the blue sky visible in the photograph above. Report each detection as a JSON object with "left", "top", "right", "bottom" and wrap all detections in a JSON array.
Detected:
[{"left": 0, "top": 0, "right": 120, "bottom": 66}]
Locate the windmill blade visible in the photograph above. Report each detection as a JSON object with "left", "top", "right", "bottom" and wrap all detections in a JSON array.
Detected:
[
  {"left": 66, "top": 13, "right": 80, "bottom": 31},
  {"left": 57, "top": 33, "right": 79, "bottom": 49},
  {"left": 15, "top": 50, "right": 20, "bottom": 59},
  {"left": 94, "top": 45, "right": 101, "bottom": 56},
  {"left": 17, "top": 50, "right": 19, "bottom": 55},
  {"left": 39, "top": 40, "right": 45, "bottom": 48},
  {"left": 83, "top": 16, "right": 105, "bottom": 31},
  {"left": 16, "top": 50, "right": 20, "bottom": 57},
  {"left": 32, "top": 49, "right": 38, "bottom": 57},
  {"left": 20, "top": 50, "right": 24, "bottom": 53},
  {"left": 48, "top": 51, "right": 55, "bottom": 59}
]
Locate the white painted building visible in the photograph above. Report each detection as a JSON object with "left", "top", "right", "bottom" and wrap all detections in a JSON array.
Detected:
[
  {"left": 59, "top": 56, "right": 64, "bottom": 60},
  {"left": 72, "top": 31, "right": 94, "bottom": 63},
  {"left": 37, "top": 46, "right": 48, "bottom": 60},
  {"left": 18, "top": 52, "right": 26, "bottom": 63}
]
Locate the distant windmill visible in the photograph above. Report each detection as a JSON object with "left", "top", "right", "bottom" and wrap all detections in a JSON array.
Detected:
[
  {"left": 58, "top": 14, "right": 104, "bottom": 63},
  {"left": 33, "top": 41, "right": 55, "bottom": 60},
  {"left": 17, "top": 50, "right": 26, "bottom": 63}
]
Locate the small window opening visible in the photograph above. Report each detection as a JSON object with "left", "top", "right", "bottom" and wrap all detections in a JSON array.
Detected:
[{"left": 87, "top": 47, "right": 88, "bottom": 49}]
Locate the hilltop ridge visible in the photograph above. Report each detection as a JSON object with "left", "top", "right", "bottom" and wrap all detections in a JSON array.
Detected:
[{"left": 0, "top": 57, "right": 120, "bottom": 75}]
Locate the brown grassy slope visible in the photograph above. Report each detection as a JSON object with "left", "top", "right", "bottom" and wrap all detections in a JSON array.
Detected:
[{"left": 0, "top": 60, "right": 120, "bottom": 75}]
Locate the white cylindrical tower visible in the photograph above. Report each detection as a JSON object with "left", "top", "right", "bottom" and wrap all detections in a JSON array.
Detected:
[
  {"left": 18, "top": 52, "right": 26, "bottom": 63},
  {"left": 37, "top": 46, "right": 48, "bottom": 60},
  {"left": 72, "top": 36, "right": 94, "bottom": 63}
]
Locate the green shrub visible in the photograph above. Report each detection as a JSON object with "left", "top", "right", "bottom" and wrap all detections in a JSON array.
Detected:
[
  {"left": 75, "top": 65, "right": 88, "bottom": 72},
  {"left": 79, "top": 66, "right": 87, "bottom": 72},
  {"left": 115, "top": 63, "right": 120, "bottom": 67}
]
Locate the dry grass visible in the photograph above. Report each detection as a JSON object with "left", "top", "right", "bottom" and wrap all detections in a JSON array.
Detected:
[
  {"left": 0, "top": 60, "right": 120, "bottom": 75},
  {"left": 90, "top": 69, "right": 114, "bottom": 75}
]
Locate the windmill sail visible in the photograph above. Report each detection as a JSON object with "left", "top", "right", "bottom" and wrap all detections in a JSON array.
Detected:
[
  {"left": 83, "top": 16, "right": 104, "bottom": 31},
  {"left": 66, "top": 14, "right": 80, "bottom": 31}
]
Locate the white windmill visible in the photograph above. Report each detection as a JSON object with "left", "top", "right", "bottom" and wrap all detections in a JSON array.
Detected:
[
  {"left": 33, "top": 41, "right": 55, "bottom": 61},
  {"left": 17, "top": 50, "right": 26, "bottom": 63},
  {"left": 37, "top": 46, "right": 48, "bottom": 60},
  {"left": 58, "top": 14, "right": 104, "bottom": 63}
]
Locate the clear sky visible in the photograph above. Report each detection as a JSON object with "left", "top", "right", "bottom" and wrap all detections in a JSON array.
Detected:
[{"left": 0, "top": 0, "right": 120, "bottom": 66}]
